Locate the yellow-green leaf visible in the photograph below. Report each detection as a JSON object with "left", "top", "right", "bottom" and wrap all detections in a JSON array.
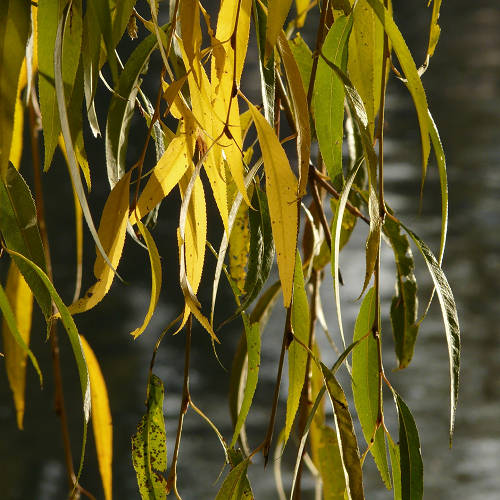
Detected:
[
  {"left": 317, "top": 426, "right": 347, "bottom": 500},
  {"left": 247, "top": 101, "right": 299, "bottom": 307},
  {"left": 286, "top": 251, "right": 310, "bottom": 443},
  {"left": 131, "top": 220, "right": 162, "bottom": 339},
  {"left": 295, "top": 0, "right": 310, "bottom": 28},
  {"left": 214, "top": 458, "right": 252, "bottom": 500},
  {"left": 80, "top": 335, "right": 113, "bottom": 500},
  {"left": 0, "top": 0, "right": 30, "bottom": 178},
  {"left": 427, "top": 0, "right": 442, "bottom": 59},
  {"left": 68, "top": 170, "right": 131, "bottom": 314},
  {"left": 228, "top": 198, "right": 250, "bottom": 294},
  {"left": 264, "top": 0, "right": 293, "bottom": 64},
  {"left": 1, "top": 263, "right": 36, "bottom": 428}
]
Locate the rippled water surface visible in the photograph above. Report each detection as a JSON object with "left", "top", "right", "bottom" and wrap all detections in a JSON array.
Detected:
[{"left": 1, "top": 1, "right": 500, "bottom": 499}]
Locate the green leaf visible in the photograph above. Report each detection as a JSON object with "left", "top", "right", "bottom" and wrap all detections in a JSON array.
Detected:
[
  {"left": 0, "top": 282, "right": 42, "bottom": 386},
  {"left": 317, "top": 426, "right": 347, "bottom": 500},
  {"left": 387, "top": 432, "right": 402, "bottom": 500},
  {"left": 384, "top": 215, "right": 419, "bottom": 369},
  {"left": 132, "top": 374, "right": 167, "bottom": 500},
  {"left": 286, "top": 251, "right": 310, "bottom": 443},
  {"left": 365, "top": 0, "right": 431, "bottom": 183},
  {"left": 214, "top": 459, "right": 253, "bottom": 500},
  {"left": 427, "top": 0, "right": 442, "bottom": 60},
  {"left": 0, "top": 0, "right": 30, "bottom": 178},
  {"left": 106, "top": 25, "right": 169, "bottom": 188},
  {"left": 400, "top": 222, "right": 460, "bottom": 445},
  {"left": 393, "top": 391, "right": 423, "bottom": 500},
  {"left": 230, "top": 314, "right": 260, "bottom": 448},
  {"left": 253, "top": 0, "right": 275, "bottom": 125},
  {"left": 288, "top": 34, "right": 313, "bottom": 97},
  {"left": 352, "top": 288, "right": 391, "bottom": 488},
  {"left": 313, "top": 14, "right": 352, "bottom": 190},
  {"left": 0, "top": 164, "right": 51, "bottom": 318},
  {"left": 320, "top": 362, "right": 365, "bottom": 500}
]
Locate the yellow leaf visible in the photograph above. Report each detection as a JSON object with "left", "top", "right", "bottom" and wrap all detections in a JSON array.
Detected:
[
  {"left": 68, "top": 170, "right": 132, "bottom": 314},
  {"left": 247, "top": 102, "right": 299, "bottom": 307},
  {"left": 295, "top": 0, "right": 310, "bottom": 28},
  {"left": 130, "top": 135, "right": 191, "bottom": 226},
  {"left": 131, "top": 220, "right": 162, "bottom": 339},
  {"left": 228, "top": 198, "right": 250, "bottom": 294},
  {"left": 2, "top": 262, "right": 33, "bottom": 429},
  {"left": 9, "top": 90, "right": 24, "bottom": 170},
  {"left": 80, "top": 335, "right": 113, "bottom": 500},
  {"left": 264, "top": 0, "right": 294, "bottom": 64}
]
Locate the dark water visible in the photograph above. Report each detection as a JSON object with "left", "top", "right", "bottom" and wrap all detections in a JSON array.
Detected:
[{"left": 2, "top": 1, "right": 500, "bottom": 499}]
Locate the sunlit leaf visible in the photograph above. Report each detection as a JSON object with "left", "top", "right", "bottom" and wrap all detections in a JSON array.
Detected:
[
  {"left": 365, "top": 0, "right": 430, "bottom": 182},
  {"left": 80, "top": 335, "right": 113, "bottom": 500},
  {"left": 320, "top": 362, "right": 365, "bottom": 500},
  {"left": 130, "top": 220, "right": 162, "bottom": 339},
  {"left": 387, "top": 432, "right": 402, "bottom": 500},
  {"left": 400, "top": 222, "right": 460, "bottom": 445},
  {"left": 214, "top": 458, "right": 252, "bottom": 500},
  {"left": 247, "top": 101, "right": 299, "bottom": 307},
  {"left": 277, "top": 31, "right": 311, "bottom": 198},
  {"left": 286, "top": 251, "right": 310, "bottom": 443},
  {"left": 393, "top": 390, "right": 423, "bottom": 500},
  {"left": 9, "top": 87, "right": 24, "bottom": 170},
  {"left": 0, "top": 0, "right": 30, "bottom": 178},
  {"left": 132, "top": 374, "right": 167, "bottom": 500},
  {"left": 313, "top": 14, "right": 352, "bottom": 190},
  {"left": 1, "top": 263, "right": 34, "bottom": 429},
  {"left": 264, "top": 0, "right": 293, "bottom": 64},
  {"left": 230, "top": 314, "right": 260, "bottom": 448},
  {"left": 0, "top": 163, "right": 51, "bottom": 317},
  {"left": 295, "top": 0, "right": 310, "bottom": 28},
  {"left": 68, "top": 170, "right": 132, "bottom": 314},
  {"left": 317, "top": 426, "right": 346, "bottom": 500},
  {"left": 352, "top": 288, "right": 391, "bottom": 488},
  {"left": 427, "top": 0, "right": 442, "bottom": 60}
]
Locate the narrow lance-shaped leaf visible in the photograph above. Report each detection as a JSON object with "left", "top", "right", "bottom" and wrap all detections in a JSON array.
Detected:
[
  {"left": 427, "top": 0, "right": 442, "bottom": 61},
  {"left": 320, "top": 362, "right": 365, "bottom": 500},
  {"left": 313, "top": 14, "right": 352, "bottom": 190},
  {"left": 384, "top": 215, "right": 419, "bottom": 369},
  {"left": 230, "top": 314, "right": 260, "bottom": 448},
  {"left": 68, "top": 170, "right": 132, "bottom": 314},
  {"left": 365, "top": 0, "right": 431, "bottom": 184},
  {"left": 80, "top": 335, "right": 113, "bottom": 500},
  {"left": 0, "top": 163, "right": 51, "bottom": 318},
  {"left": 277, "top": 31, "right": 311, "bottom": 198},
  {"left": 0, "top": 0, "right": 30, "bottom": 178},
  {"left": 55, "top": 8, "right": 122, "bottom": 282},
  {"left": 228, "top": 192, "right": 250, "bottom": 295},
  {"left": 247, "top": 101, "right": 299, "bottom": 307},
  {"left": 317, "top": 426, "right": 347, "bottom": 500},
  {"left": 132, "top": 374, "right": 167, "bottom": 500},
  {"left": 387, "top": 432, "right": 402, "bottom": 500},
  {"left": 214, "top": 458, "right": 253, "bottom": 500},
  {"left": 352, "top": 288, "right": 391, "bottom": 488},
  {"left": 400, "top": 222, "right": 460, "bottom": 445},
  {"left": 392, "top": 390, "right": 423, "bottom": 500},
  {"left": 264, "top": 0, "right": 293, "bottom": 64},
  {"left": 130, "top": 220, "right": 162, "bottom": 339},
  {"left": 1, "top": 263, "right": 35, "bottom": 429},
  {"left": 286, "top": 251, "right": 310, "bottom": 444}
]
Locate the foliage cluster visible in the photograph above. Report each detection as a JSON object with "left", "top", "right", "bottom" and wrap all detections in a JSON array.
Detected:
[{"left": 0, "top": 0, "right": 459, "bottom": 499}]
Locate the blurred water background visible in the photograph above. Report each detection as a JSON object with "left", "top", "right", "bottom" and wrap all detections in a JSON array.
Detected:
[{"left": 1, "top": 1, "right": 500, "bottom": 498}]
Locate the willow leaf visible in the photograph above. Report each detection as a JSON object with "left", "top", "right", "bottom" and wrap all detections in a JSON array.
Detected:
[
  {"left": 132, "top": 374, "right": 167, "bottom": 500},
  {"left": 80, "top": 335, "right": 113, "bottom": 500},
  {"left": 384, "top": 215, "right": 419, "bottom": 369},
  {"left": 313, "top": 14, "right": 352, "bottom": 190},
  {"left": 289, "top": 34, "right": 313, "bottom": 97},
  {"left": 277, "top": 31, "right": 311, "bottom": 197},
  {"left": 215, "top": 458, "right": 252, "bottom": 500},
  {"left": 352, "top": 288, "right": 391, "bottom": 488},
  {"left": 393, "top": 391, "right": 423, "bottom": 500},
  {"left": 131, "top": 220, "right": 162, "bottom": 339},
  {"left": 106, "top": 26, "right": 168, "bottom": 188},
  {"left": 365, "top": 0, "right": 430, "bottom": 182},
  {"left": 0, "top": 279, "right": 40, "bottom": 390},
  {"left": 0, "top": 0, "right": 30, "bottom": 178},
  {"left": 320, "top": 362, "right": 365, "bottom": 500},
  {"left": 1, "top": 263, "right": 34, "bottom": 429},
  {"left": 55, "top": 8, "right": 121, "bottom": 281},
  {"left": 286, "top": 251, "right": 310, "bottom": 444},
  {"left": 387, "top": 432, "right": 402, "bottom": 500},
  {"left": 68, "top": 170, "right": 132, "bottom": 314},
  {"left": 400, "top": 222, "right": 460, "bottom": 445},
  {"left": 427, "top": 0, "right": 442, "bottom": 60},
  {"left": 331, "top": 158, "right": 364, "bottom": 348},
  {"left": 228, "top": 195, "right": 250, "bottom": 295},
  {"left": 0, "top": 163, "right": 51, "bottom": 317},
  {"left": 230, "top": 314, "right": 260, "bottom": 448},
  {"left": 253, "top": 0, "right": 275, "bottom": 124},
  {"left": 317, "top": 426, "right": 347, "bottom": 500},
  {"left": 264, "top": 0, "right": 293, "bottom": 64},
  {"left": 248, "top": 101, "right": 299, "bottom": 307},
  {"left": 295, "top": 0, "right": 309, "bottom": 28},
  {"left": 9, "top": 87, "right": 24, "bottom": 170}
]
